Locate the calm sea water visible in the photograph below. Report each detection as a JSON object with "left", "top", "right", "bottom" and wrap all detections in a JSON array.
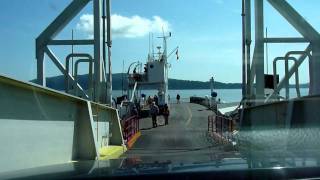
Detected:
[{"left": 113, "top": 88, "right": 309, "bottom": 103}]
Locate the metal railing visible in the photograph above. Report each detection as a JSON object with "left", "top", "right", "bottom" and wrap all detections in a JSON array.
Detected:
[
  {"left": 273, "top": 56, "right": 301, "bottom": 99},
  {"left": 122, "top": 115, "right": 140, "bottom": 144},
  {"left": 265, "top": 48, "right": 312, "bottom": 102},
  {"left": 208, "top": 114, "right": 235, "bottom": 142}
]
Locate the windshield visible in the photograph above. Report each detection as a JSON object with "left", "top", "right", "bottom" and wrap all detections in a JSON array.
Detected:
[{"left": 1, "top": 0, "right": 320, "bottom": 179}]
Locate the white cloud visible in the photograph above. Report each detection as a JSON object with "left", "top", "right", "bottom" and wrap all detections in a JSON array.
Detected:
[
  {"left": 76, "top": 13, "right": 171, "bottom": 38},
  {"left": 77, "top": 14, "right": 94, "bottom": 37}
]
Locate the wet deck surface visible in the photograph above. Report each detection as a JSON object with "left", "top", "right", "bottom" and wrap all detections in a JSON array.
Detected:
[{"left": 123, "top": 103, "right": 237, "bottom": 163}]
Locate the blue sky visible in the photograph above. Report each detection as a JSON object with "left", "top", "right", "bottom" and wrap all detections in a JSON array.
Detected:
[{"left": 0, "top": 0, "right": 319, "bottom": 83}]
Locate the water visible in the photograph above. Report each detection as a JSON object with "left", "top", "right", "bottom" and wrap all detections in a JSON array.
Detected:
[{"left": 112, "top": 88, "right": 309, "bottom": 103}]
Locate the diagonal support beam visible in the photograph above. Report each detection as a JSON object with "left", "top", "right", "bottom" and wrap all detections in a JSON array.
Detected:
[
  {"left": 36, "top": 0, "right": 109, "bottom": 104},
  {"left": 36, "top": 0, "right": 91, "bottom": 48},
  {"left": 36, "top": 0, "right": 91, "bottom": 87},
  {"left": 267, "top": 0, "right": 320, "bottom": 42},
  {"left": 44, "top": 46, "right": 88, "bottom": 99}
]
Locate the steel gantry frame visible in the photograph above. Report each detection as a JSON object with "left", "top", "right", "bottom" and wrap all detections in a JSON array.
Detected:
[
  {"left": 242, "top": 0, "right": 320, "bottom": 105},
  {"left": 36, "top": 0, "right": 112, "bottom": 105}
]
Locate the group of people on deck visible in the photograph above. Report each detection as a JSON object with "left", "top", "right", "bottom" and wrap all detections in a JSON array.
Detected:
[
  {"left": 150, "top": 102, "right": 169, "bottom": 128},
  {"left": 148, "top": 94, "right": 182, "bottom": 128},
  {"left": 146, "top": 94, "right": 170, "bottom": 128}
]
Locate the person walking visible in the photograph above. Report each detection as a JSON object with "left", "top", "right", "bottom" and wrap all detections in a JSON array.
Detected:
[
  {"left": 163, "top": 104, "right": 170, "bottom": 125},
  {"left": 150, "top": 101, "right": 159, "bottom": 128},
  {"left": 154, "top": 95, "right": 159, "bottom": 106},
  {"left": 176, "top": 94, "right": 180, "bottom": 104},
  {"left": 147, "top": 96, "right": 152, "bottom": 105}
]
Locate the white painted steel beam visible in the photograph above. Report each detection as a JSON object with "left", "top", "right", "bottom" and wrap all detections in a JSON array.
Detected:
[
  {"left": 245, "top": 0, "right": 251, "bottom": 43},
  {"left": 265, "top": 37, "right": 308, "bottom": 43},
  {"left": 130, "top": 82, "right": 138, "bottom": 102},
  {"left": 36, "top": 0, "right": 91, "bottom": 47},
  {"left": 36, "top": 0, "right": 90, "bottom": 85},
  {"left": 268, "top": 0, "right": 320, "bottom": 96},
  {"left": 267, "top": 0, "right": 320, "bottom": 42},
  {"left": 310, "top": 43, "right": 320, "bottom": 95},
  {"left": 36, "top": 50, "right": 45, "bottom": 86},
  {"left": 36, "top": 0, "right": 110, "bottom": 104},
  {"left": 93, "top": 0, "right": 105, "bottom": 103},
  {"left": 48, "top": 39, "right": 94, "bottom": 45},
  {"left": 251, "top": 0, "right": 264, "bottom": 101},
  {"left": 249, "top": 47, "right": 257, "bottom": 95}
]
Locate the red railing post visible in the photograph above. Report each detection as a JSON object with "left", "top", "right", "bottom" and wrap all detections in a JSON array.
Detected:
[
  {"left": 220, "top": 116, "right": 223, "bottom": 140},
  {"left": 208, "top": 116, "right": 209, "bottom": 132},
  {"left": 135, "top": 116, "right": 138, "bottom": 133},
  {"left": 123, "top": 115, "right": 140, "bottom": 144},
  {"left": 215, "top": 116, "right": 218, "bottom": 133},
  {"left": 133, "top": 116, "right": 136, "bottom": 134},
  {"left": 137, "top": 116, "right": 140, "bottom": 131},
  {"left": 206, "top": 114, "right": 235, "bottom": 143},
  {"left": 212, "top": 116, "right": 214, "bottom": 133},
  {"left": 136, "top": 117, "right": 138, "bottom": 133}
]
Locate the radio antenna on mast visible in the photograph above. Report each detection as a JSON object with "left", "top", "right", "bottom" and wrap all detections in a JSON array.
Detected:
[
  {"left": 162, "top": 26, "right": 165, "bottom": 37},
  {"left": 148, "top": 33, "right": 151, "bottom": 57},
  {"left": 152, "top": 33, "right": 154, "bottom": 60}
]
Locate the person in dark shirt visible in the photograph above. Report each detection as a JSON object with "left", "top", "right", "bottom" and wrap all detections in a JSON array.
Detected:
[
  {"left": 176, "top": 94, "right": 180, "bottom": 104},
  {"left": 147, "top": 96, "right": 152, "bottom": 105},
  {"left": 163, "top": 104, "right": 170, "bottom": 125},
  {"left": 150, "top": 102, "right": 159, "bottom": 128},
  {"left": 154, "top": 95, "right": 159, "bottom": 106}
]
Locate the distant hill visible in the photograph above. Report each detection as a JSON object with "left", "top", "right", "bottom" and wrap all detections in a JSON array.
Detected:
[
  {"left": 30, "top": 73, "right": 243, "bottom": 90},
  {"left": 30, "top": 73, "right": 308, "bottom": 90},
  {"left": 168, "top": 78, "right": 241, "bottom": 89}
]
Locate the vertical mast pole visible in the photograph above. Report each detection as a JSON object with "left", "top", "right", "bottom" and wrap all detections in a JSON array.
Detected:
[
  {"left": 102, "top": 0, "right": 106, "bottom": 71},
  {"left": 266, "top": 27, "right": 268, "bottom": 74},
  {"left": 106, "top": 0, "right": 112, "bottom": 105},
  {"left": 245, "top": 0, "right": 252, "bottom": 99},
  {"left": 93, "top": 0, "right": 103, "bottom": 103},
  {"left": 210, "top": 77, "right": 214, "bottom": 95},
  {"left": 254, "top": 0, "right": 265, "bottom": 100},
  {"left": 152, "top": 33, "right": 154, "bottom": 60},
  {"left": 122, "top": 60, "right": 124, "bottom": 96},
  {"left": 242, "top": 0, "right": 246, "bottom": 99}
]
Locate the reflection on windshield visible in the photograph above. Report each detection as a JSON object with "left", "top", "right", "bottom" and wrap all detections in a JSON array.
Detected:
[{"left": 1, "top": 0, "right": 320, "bottom": 179}]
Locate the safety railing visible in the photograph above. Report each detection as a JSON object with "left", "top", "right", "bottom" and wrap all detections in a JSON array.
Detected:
[
  {"left": 273, "top": 56, "right": 301, "bottom": 99},
  {"left": 208, "top": 114, "right": 235, "bottom": 142},
  {"left": 265, "top": 48, "right": 312, "bottom": 102},
  {"left": 122, "top": 115, "right": 140, "bottom": 144}
]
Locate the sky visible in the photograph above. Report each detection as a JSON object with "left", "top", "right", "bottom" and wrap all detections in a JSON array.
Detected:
[{"left": 0, "top": 0, "right": 319, "bottom": 83}]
